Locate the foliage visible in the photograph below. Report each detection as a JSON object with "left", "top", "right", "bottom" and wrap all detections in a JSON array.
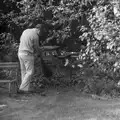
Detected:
[
  {"left": 0, "top": 0, "right": 97, "bottom": 54},
  {"left": 1, "top": 0, "right": 120, "bottom": 96},
  {"left": 70, "top": 0, "right": 120, "bottom": 96}
]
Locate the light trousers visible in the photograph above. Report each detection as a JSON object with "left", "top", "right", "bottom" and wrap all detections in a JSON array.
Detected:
[{"left": 18, "top": 53, "right": 34, "bottom": 91}]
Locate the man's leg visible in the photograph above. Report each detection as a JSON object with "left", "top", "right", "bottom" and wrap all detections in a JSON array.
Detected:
[
  {"left": 19, "top": 55, "right": 34, "bottom": 91},
  {"left": 18, "top": 55, "right": 26, "bottom": 84}
]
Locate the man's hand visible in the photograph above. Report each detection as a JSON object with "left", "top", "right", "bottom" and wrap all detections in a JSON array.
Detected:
[{"left": 46, "top": 36, "right": 54, "bottom": 43}]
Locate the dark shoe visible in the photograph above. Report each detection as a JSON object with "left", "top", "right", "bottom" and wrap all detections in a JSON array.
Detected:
[{"left": 17, "top": 90, "right": 30, "bottom": 94}]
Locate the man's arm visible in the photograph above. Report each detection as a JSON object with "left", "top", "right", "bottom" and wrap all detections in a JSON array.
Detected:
[{"left": 33, "top": 34, "right": 42, "bottom": 57}]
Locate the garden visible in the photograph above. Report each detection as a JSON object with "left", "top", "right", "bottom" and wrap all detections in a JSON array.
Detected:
[{"left": 1, "top": 0, "right": 120, "bottom": 97}]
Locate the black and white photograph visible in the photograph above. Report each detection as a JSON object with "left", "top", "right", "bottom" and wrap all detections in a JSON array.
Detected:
[{"left": 1, "top": 0, "right": 120, "bottom": 120}]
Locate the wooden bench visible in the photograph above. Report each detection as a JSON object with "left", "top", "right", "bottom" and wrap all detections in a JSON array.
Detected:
[{"left": 0, "top": 62, "right": 19, "bottom": 96}]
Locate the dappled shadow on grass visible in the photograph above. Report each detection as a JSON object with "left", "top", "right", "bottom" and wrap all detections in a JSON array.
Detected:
[{"left": 1, "top": 87, "right": 120, "bottom": 120}]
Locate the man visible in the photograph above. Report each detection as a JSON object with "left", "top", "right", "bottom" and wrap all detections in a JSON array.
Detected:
[{"left": 18, "top": 24, "right": 44, "bottom": 94}]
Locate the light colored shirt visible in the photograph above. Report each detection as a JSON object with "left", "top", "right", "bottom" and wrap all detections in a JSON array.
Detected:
[{"left": 18, "top": 28, "right": 40, "bottom": 54}]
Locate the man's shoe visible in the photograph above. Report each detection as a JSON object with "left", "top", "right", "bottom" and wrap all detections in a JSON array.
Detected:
[{"left": 17, "top": 90, "right": 30, "bottom": 94}]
